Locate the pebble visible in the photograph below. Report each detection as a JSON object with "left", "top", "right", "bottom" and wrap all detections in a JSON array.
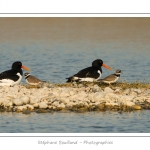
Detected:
[
  {"left": 131, "top": 105, "right": 142, "bottom": 110},
  {"left": 123, "top": 89, "right": 130, "bottom": 95},
  {"left": 17, "top": 106, "right": 27, "bottom": 111},
  {"left": 36, "top": 109, "right": 48, "bottom": 113},
  {"left": 22, "top": 109, "right": 31, "bottom": 114},
  {"left": 126, "top": 101, "right": 135, "bottom": 106},
  {"left": 0, "top": 84, "right": 149, "bottom": 113},
  {"left": 92, "top": 85, "right": 102, "bottom": 92},
  {"left": 92, "top": 92, "right": 104, "bottom": 102},
  {"left": 33, "top": 103, "right": 39, "bottom": 108},
  {"left": 133, "top": 89, "right": 141, "bottom": 94},
  {"left": 104, "top": 87, "right": 114, "bottom": 93},
  {"left": 30, "top": 97, "right": 40, "bottom": 104},
  {"left": 21, "top": 96, "right": 30, "bottom": 105},
  {"left": 38, "top": 102, "right": 48, "bottom": 109},
  {"left": 13, "top": 99, "right": 23, "bottom": 106},
  {"left": 5, "top": 101, "right": 13, "bottom": 107},
  {"left": 0, "top": 98, "right": 5, "bottom": 104},
  {"left": 25, "top": 104, "right": 34, "bottom": 110}
]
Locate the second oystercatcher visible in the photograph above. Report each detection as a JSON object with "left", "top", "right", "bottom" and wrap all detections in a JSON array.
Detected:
[
  {"left": 0, "top": 61, "right": 30, "bottom": 86},
  {"left": 66, "top": 59, "right": 112, "bottom": 82}
]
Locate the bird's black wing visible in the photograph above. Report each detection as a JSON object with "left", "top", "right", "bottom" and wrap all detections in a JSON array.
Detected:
[
  {"left": 66, "top": 67, "right": 100, "bottom": 82},
  {"left": 75, "top": 67, "right": 100, "bottom": 78},
  {"left": 0, "top": 70, "right": 20, "bottom": 81}
]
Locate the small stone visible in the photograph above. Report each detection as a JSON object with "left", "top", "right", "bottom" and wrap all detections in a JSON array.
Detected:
[
  {"left": 52, "top": 101, "right": 60, "bottom": 106},
  {"left": 126, "top": 101, "right": 135, "bottom": 106},
  {"left": 61, "top": 92, "right": 70, "bottom": 97},
  {"left": 105, "top": 103, "right": 112, "bottom": 107},
  {"left": 78, "top": 84, "right": 83, "bottom": 88},
  {"left": 2, "top": 99, "right": 10, "bottom": 106},
  {"left": 114, "top": 88, "right": 122, "bottom": 94},
  {"left": 130, "top": 91, "right": 137, "bottom": 96},
  {"left": 92, "top": 85, "right": 102, "bottom": 92},
  {"left": 22, "top": 109, "right": 31, "bottom": 114},
  {"left": 76, "top": 107, "right": 88, "bottom": 113},
  {"left": 0, "top": 98, "right": 5, "bottom": 105},
  {"left": 25, "top": 104, "right": 34, "bottom": 110},
  {"left": 144, "top": 89, "right": 150, "bottom": 96},
  {"left": 131, "top": 105, "right": 142, "bottom": 110},
  {"left": 33, "top": 103, "right": 39, "bottom": 108},
  {"left": 5, "top": 101, "right": 13, "bottom": 107},
  {"left": 123, "top": 89, "right": 130, "bottom": 95},
  {"left": 104, "top": 87, "right": 114, "bottom": 93},
  {"left": 17, "top": 106, "right": 27, "bottom": 112},
  {"left": 59, "top": 98, "right": 69, "bottom": 104},
  {"left": 59, "top": 109, "right": 70, "bottom": 113},
  {"left": 58, "top": 103, "right": 66, "bottom": 108},
  {"left": 39, "top": 102, "right": 48, "bottom": 109},
  {"left": 6, "top": 96, "right": 14, "bottom": 100},
  {"left": 21, "top": 96, "right": 30, "bottom": 105},
  {"left": 97, "top": 104, "right": 105, "bottom": 110},
  {"left": 69, "top": 91, "right": 76, "bottom": 96},
  {"left": 133, "top": 89, "right": 141, "bottom": 94},
  {"left": 85, "top": 87, "right": 91, "bottom": 92},
  {"left": 92, "top": 92, "right": 104, "bottom": 102},
  {"left": 109, "top": 102, "right": 119, "bottom": 106},
  {"left": 6, "top": 107, "right": 13, "bottom": 112},
  {"left": 119, "top": 95, "right": 135, "bottom": 103},
  {"left": 30, "top": 97, "right": 39, "bottom": 104},
  {"left": 73, "top": 83, "right": 78, "bottom": 88},
  {"left": 36, "top": 109, "right": 48, "bottom": 113},
  {"left": 13, "top": 99, "right": 23, "bottom": 106},
  {"left": 75, "top": 93, "right": 87, "bottom": 101}
]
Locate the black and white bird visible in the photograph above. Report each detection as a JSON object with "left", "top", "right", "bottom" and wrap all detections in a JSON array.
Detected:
[
  {"left": 0, "top": 61, "right": 30, "bottom": 86},
  {"left": 24, "top": 72, "right": 45, "bottom": 85},
  {"left": 100, "top": 69, "right": 121, "bottom": 85},
  {"left": 66, "top": 59, "right": 112, "bottom": 82}
]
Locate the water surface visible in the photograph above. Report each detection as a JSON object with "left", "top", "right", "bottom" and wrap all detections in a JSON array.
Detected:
[{"left": 1, "top": 111, "right": 150, "bottom": 133}]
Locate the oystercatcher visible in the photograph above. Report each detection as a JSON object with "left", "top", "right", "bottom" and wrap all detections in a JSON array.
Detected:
[
  {"left": 100, "top": 69, "right": 121, "bottom": 85},
  {"left": 0, "top": 61, "right": 30, "bottom": 86},
  {"left": 24, "top": 72, "right": 45, "bottom": 85},
  {"left": 66, "top": 59, "right": 112, "bottom": 82}
]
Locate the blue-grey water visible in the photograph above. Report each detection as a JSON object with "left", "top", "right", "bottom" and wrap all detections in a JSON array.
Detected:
[
  {"left": 0, "top": 111, "right": 150, "bottom": 133},
  {"left": 0, "top": 18, "right": 150, "bottom": 133}
]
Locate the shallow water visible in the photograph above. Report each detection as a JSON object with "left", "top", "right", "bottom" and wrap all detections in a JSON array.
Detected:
[
  {"left": 0, "top": 18, "right": 150, "bottom": 133},
  {"left": 0, "top": 111, "right": 150, "bottom": 133}
]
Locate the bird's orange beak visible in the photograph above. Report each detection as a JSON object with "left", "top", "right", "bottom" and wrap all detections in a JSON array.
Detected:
[
  {"left": 21, "top": 65, "right": 30, "bottom": 71},
  {"left": 102, "top": 63, "right": 112, "bottom": 70}
]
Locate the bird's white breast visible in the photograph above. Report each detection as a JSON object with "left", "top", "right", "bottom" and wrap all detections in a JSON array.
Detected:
[{"left": 0, "top": 72, "right": 22, "bottom": 86}]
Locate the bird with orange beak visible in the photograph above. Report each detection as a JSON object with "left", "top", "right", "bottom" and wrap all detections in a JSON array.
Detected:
[
  {"left": 0, "top": 61, "right": 30, "bottom": 86},
  {"left": 66, "top": 59, "right": 112, "bottom": 82}
]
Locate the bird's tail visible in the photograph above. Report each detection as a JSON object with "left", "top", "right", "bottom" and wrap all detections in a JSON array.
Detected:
[
  {"left": 66, "top": 76, "right": 81, "bottom": 82},
  {"left": 97, "top": 79, "right": 103, "bottom": 82},
  {"left": 66, "top": 77, "right": 72, "bottom": 82}
]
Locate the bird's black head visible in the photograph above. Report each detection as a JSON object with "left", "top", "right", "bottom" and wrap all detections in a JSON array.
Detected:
[
  {"left": 11, "top": 61, "right": 30, "bottom": 71},
  {"left": 92, "top": 59, "right": 103, "bottom": 67},
  {"left": 92, "top": 59, "right": 112, "bottom": 70},
  {"left": 12, "top": 61, "right": 22, "bottom": 70}
]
